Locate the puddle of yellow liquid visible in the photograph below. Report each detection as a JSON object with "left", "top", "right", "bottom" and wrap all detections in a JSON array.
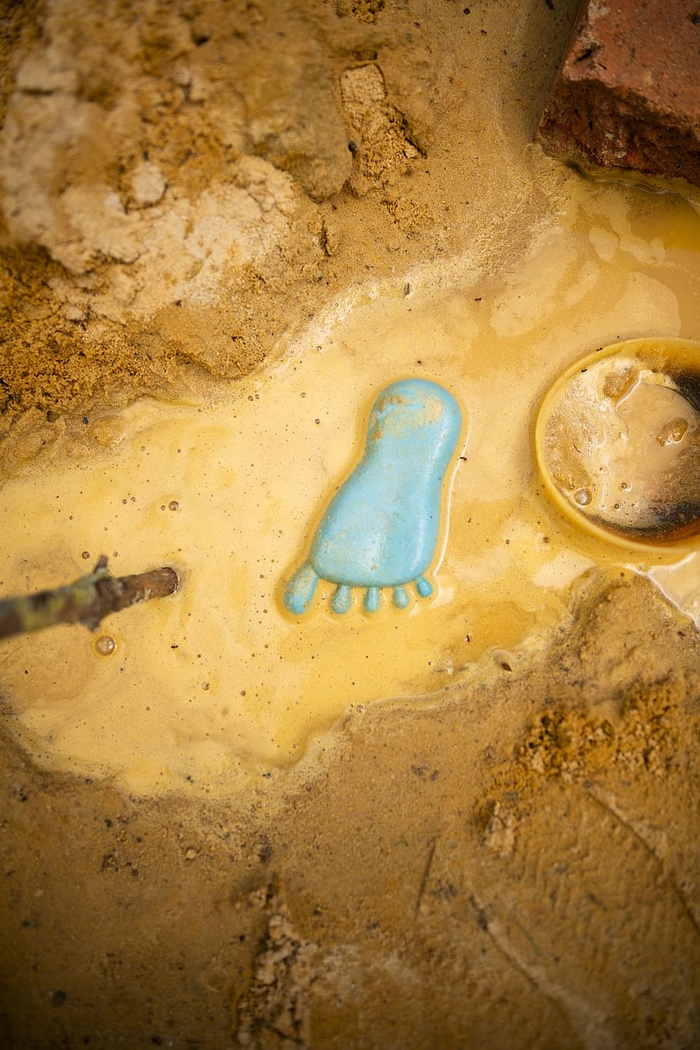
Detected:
[{"left": 0, "top": 184, "right": 699, "bottom": 797}]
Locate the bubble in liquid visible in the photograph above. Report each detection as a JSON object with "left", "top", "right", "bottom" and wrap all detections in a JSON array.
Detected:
[
  {"left": 573, "top": 488, "right": 592, "bottom": 507},
  {"left": 657, "top": 417, "right": 688, "bottom": 446},
  {"left": 95, "top": 635, "right": 116, "bottom": 656}
]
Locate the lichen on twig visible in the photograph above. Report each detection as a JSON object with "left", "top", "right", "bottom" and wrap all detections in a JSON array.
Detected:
[{"left": 0, "top": 556, "right": 179, "bottom": 640}]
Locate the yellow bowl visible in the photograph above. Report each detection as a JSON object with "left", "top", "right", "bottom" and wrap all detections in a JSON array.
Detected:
[{"left": 534, "top": 337, "right": 700, "bottom": 554}]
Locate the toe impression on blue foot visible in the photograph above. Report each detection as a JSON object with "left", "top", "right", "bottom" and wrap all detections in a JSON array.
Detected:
[
  {"left": 415, "top": 575, "right": 433, "bottom": 598},
  {"left": 331, "top": 584, "right": 352, "bottom": 615},
  {"left": 284, "top": 561, "right": 319, "bottom": 615},
  {"left": 283, "top": 378, "right": 463, "bottom": 617},
  {"left": 393, "top": 585, "right": 409, "bottom": 609},
  {"left": 364, "top": 586, "right": 381, "bottom": 613}
]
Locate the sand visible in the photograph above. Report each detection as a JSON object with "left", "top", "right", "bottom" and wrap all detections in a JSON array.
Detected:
[{"left": 1, "top": 0, "right": 699, "bottom": 1047}]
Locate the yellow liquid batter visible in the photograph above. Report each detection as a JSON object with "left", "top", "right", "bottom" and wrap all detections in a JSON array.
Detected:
[{"left": 0, "top": 182, "right": 699, "bottom": 797}]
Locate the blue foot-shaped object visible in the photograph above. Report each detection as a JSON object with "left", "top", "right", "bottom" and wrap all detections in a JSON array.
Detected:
[{"left": 283, "top": 378, "right": 462, "bottom": 616}]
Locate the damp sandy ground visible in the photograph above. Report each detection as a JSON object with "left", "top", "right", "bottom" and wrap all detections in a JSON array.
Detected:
[{"left": 1, "top": 1, "right": 700, "bottom": 1047}]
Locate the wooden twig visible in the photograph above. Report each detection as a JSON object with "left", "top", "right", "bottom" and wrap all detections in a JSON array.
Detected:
[{"left": 0, "top": 556, "right": 179, "bottom": 640}]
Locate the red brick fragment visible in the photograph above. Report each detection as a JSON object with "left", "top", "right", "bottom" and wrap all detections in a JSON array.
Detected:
[{"left": 538, "top": 0, "right": 700, "bottom": 188}]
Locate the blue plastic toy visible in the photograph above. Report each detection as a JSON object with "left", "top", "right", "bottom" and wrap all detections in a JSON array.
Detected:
[{"left": 284, "top": 378, "right": 462, "bottom": 615}]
